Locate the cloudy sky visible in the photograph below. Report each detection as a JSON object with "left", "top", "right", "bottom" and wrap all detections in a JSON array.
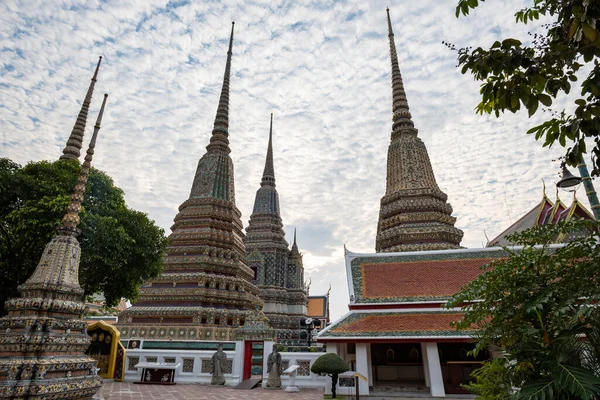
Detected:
[{"left": 0, "top": 0, "right": 590, "bottom": 321}]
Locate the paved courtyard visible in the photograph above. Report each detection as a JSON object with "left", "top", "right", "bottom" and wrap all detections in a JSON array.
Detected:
[{"left": 98, "top": 381, "right": 323, "bottom": 399}]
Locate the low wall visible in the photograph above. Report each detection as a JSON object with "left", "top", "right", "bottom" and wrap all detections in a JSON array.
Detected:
[{"left": 122, "top": 340, "right": 326, "bottom": 390}]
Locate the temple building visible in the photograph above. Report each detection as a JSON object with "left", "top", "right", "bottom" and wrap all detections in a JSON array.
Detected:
[
  {"left": 317, "top": 9, "right": 491, "bottom": 398},
  {"left": 117, "top": 23, "right": 273, "bottom": 344},
  {"left": 375, "top": 10, "right": 463, "bottom": 253},
  {"left": 487, "top": 186, "right": 595, "bottom": 246},
  {"left": 244, "top": 114, "right": 308, "bottom": 342},
  {"left": 0, "top": 91, "right": 109, "bottom": 399}
]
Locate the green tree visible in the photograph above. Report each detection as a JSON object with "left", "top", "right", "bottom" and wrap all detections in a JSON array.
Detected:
[
  {"left": 450, "top": 0, "right": 600, "bottom": 174},
  {"left": 311, "top": 353, "right": 349, "bottom": 398},
  {"left": 448, "top": 221, "right": 600, "bottom": 399},
  {"left": 0, "top": 158, "right": 167, "bottom": 315}
]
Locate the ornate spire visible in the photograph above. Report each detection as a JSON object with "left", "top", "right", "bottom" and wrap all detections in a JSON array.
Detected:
[
  {"left": 60, "top": 56, "right": 102, "bottom": 160},
  {"left": 188, "top": 23, "right": 238, "bottom": 201},
  {"left": 62, "top": 94, "right": 108, "bottom": 232},
  {"left": 376, "top": 9, "right": 463, "bottom": 253},
  {"left": 262, "top": 113, "right": 275, "bottom": 185},
  {"left": 386, "top": 8, "right": 417, "bottom": 139},
  {"left": 207, "top": 22, "right": 235, "bottom": 153},
  {"left": 290, "top": 228, "right": 300, "bottom": 256}
]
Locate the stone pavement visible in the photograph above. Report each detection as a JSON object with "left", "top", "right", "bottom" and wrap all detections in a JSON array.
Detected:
[{"left": 98, "top": 381, "right": 323, "bottom": 399}]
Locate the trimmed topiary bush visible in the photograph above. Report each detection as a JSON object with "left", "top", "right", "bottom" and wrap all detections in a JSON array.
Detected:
[{"left": 311, "top": 353, "right": 349, "bottom": 398}]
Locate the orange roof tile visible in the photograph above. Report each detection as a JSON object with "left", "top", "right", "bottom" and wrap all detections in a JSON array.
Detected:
[
  {"left": 337, "top": 313, "right": 464, "bottom": 333},
  {"left": 361, "top": 258, "right": 497, "bottom": 300}
]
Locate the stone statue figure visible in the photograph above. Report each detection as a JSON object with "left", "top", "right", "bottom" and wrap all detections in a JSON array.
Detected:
[
  {"left": 211, "top": 343, "right": 227, "bottom": 385},
  {"left": 266, "top": 346, "right": 283, "bottom": 388}
]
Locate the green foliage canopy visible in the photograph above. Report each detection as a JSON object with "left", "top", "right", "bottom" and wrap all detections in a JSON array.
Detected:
[
  {"left": 448, "top": 221, "right": 600, "bottom": 399},
  {"left": 0, "top": 158, "right": 167, "bottom": 315},
  {"left": 311, "top": 353, "right": 349, "bottom": 399},
  {"left": 451, "top": 0, "right": 600, "bottom": 174},
  {"left": 311, "top": 353, "right": 350, "bottom": 376}
]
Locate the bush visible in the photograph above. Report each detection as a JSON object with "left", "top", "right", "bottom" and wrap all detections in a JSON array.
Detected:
[{"left": 311, "top": 353, "right": 349, "bottom": 398}]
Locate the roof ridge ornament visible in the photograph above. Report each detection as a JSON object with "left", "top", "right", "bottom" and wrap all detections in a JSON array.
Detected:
[{"left": 60, "top": 56, "right": 103, "bottom": 160}]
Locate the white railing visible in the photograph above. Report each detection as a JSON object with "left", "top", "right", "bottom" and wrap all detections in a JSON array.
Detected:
[
  {"left": 123, "top": 348, "right": 327, "bottom": 389},
  {"left": 124, "top": 349, "right": 240, "bottom": 385},
  {"left": 279, "top": 352, "right": 326, "bottom": 389}
]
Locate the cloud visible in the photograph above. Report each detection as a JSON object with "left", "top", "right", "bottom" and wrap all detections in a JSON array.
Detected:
[{"left": 0, "top": 0, "right": 584, "bottom": 321}]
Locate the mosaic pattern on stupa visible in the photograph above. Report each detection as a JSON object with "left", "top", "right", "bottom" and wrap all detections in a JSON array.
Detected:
[
  {"left": 243, "top": 115, "right": 308, "bottom": 342},
  {"left": 117, "top": 23, "right": 274, "bottom": 342},
  {"left": 0, "top": 90, "right": 108, "bottom": 399},
  {"left": 375, "top": 9, "right": 464, "bottom": 253}
]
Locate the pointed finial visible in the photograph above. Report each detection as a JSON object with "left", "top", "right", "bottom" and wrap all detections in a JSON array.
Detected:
[
  {"left": 207, "top": 22, "right": 235, "bottom": 153},
  {"left": 60, "top": 56, "right": 103, "bottom": 160},
  {"left": 386, "top": 9, "right": 417, "bottom": 140},
  {"left": 61, "top": 94, "right": 108, "bottom": 232},
  {"left": 293, "top": 227, "right": 297, "bottom": 246},
  {"left": 542, "top": 179, "right": 547, "bottom": 198},
  {"left": 261, "top": 113, "right": 275, "bottom": 185}
]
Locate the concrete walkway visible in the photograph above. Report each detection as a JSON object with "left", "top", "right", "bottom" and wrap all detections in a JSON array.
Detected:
[{"left": 97, "top": 381, "right": 323, "bottom": 399}]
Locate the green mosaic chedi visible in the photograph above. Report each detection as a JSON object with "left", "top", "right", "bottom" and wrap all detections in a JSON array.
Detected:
[
  {"left": 375, "top": 9, "right": 464, "bottom": 253},
  {"left": 244, "top": 114, "right": 308, "bottom": 341},
  {"left": 117, "top": 23, "right": 273, "bottom": 342}
]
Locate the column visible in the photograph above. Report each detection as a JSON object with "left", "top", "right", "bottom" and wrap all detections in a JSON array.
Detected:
[
  {"left": 262, "top": 341, "right": 274, "bottom": 388},
  {"left": 232, "top": 341, "right": 244, "bottom": 385},
  {"left": 424, "top": 342, "right": 445, "bottom": 397},
  {"left": 366, "top": 343, "right": 373, "bottom": 386},
  {"left": 355, "top": 343, "right": 370, "bottom": 396},
  {"left": 421, "top": 343, "right": 431, "bottom": 388},
  {"left": 324, "top": 343, "right": 338, "bottom": 395}
]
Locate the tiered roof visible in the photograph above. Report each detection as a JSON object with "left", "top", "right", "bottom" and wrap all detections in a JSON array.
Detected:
[
  {"left": 375, "top": 8, "right": 463, "bottom": 253},
  {"left": 487, "top": 186, "right": 595, "bottom": 246},
  {"left": 319, "top": 246, "right": 513, "bottom": 342}
]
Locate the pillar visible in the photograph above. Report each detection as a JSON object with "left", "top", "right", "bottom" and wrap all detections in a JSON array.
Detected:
[
  {"left": 424, "top": 342, "right": 445, "bottom": 397},
  {"left": 355, "top": 343, "right": 370, "bottom": 395},
  {"left": 262, "top": 341, "right": 274, "bottom": 388},
  {"left": 233, "top": 341, "right": 244, "bottom": 385},
  {"left": 366, "top": 343, "right": 373, "bottom": 386},
  {"left": 421, "top": 342, "right": 431, "bottom": 388}
]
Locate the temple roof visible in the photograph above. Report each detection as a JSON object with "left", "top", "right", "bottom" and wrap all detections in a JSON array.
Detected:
[
  {"left": 488, "top": 187, "right": 594, "bottom": 247},
  {"left": 317, "top": 309, "right": 473, "bottom": 341},
  {"left": 345, "top": 246, "right": 512, "bottom": 304}
]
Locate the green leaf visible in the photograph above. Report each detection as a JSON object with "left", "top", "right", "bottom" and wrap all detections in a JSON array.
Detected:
[
  {"left": 538, "top": 94, "right": 552, "bottom": 107},
  {"left": 528, "top": 98, "right": 539, "bottom": 117},
  {"left": 582, "top": 23, "right": 597, "bottom": 41}
]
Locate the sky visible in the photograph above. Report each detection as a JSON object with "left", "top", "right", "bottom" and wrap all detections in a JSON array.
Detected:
[{"left": 0, "top": 0, "right": 591, "bottom": 322}]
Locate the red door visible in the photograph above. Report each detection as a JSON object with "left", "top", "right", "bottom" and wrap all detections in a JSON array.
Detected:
[{"left": 242, "top": 341, "right": 264, "bottom": 380}]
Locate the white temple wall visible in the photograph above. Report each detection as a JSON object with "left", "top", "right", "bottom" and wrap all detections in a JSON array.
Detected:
[{"left": 124, "top": 348, "right": 326, "bottom": 389}]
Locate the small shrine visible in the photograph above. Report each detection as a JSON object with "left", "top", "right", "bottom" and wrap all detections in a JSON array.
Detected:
[{"left": 86, "top": 320, "right": 126, "bottom": 381}]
